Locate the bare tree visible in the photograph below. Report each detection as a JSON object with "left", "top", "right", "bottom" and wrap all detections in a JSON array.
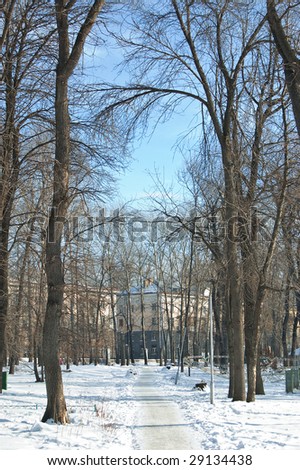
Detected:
[
  {"left": 42, "top": 0, "right": 105, "bottom": 424},
  {"left": 0, "top": 0, "right": 55, "bottom": 392}
]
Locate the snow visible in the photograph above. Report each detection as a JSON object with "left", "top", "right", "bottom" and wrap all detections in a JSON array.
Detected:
[
  {"left": 159, "top": 366, "right": 300, "bottom": 450},
  {"left": 1, "top": 360, "right": 300, "bottom": 464},
  {"left": 1, "top": 362, "right": 137, "bottom": 450},
  {"left": 132, "top": 368, "right": 201, "bottom": 450},
  {"left": 119, "top": 283, "right": 159, "bottom": 296}
]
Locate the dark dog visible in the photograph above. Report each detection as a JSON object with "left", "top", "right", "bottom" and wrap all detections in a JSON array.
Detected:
[{"left": 194, "top": 382, "right": 207, "bottom": 391}]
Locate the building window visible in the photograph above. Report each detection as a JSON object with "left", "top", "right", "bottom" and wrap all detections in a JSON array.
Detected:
[
  {"left": 151, "top": 345, "right": 157, "bottom": 353},
  {"left": 119, "top": 318, "right": 124, "bottom": 328},
  {"left": 151, "top": 303, "right": 157, "bottom": 312},
  {"left": 152, "top": 332, "right": 157, "bottom": 341},
  {"left": 152, "top": 317, "right": 157, "bottom": 326}
]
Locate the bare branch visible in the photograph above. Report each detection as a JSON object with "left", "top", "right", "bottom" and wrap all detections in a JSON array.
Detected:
[{"left": 65, "top": 0, "right": 105, "bottom": 78}]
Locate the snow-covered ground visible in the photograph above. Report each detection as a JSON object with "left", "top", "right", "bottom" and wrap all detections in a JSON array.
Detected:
[{"left": 0, "top": 360, "right": 300, "bottom": 452}]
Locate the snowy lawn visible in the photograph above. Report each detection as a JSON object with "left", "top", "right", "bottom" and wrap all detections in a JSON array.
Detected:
[
  {"left": 157, "top": 365, "right": 300, "bottom": 450},
  {"left": 0, "top": 363, "right": 138, "bottom": 450},
  {"left": 0, "top": 360, "right": 299, "bottom": 450}
]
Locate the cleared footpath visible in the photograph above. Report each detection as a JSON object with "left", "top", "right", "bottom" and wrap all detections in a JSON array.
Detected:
[{"left": 133, "top": 368, "right": 201, "bottom": 450}]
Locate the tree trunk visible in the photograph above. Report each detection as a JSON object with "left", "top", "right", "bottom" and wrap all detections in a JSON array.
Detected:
[
  {"left": 0, "top": 247, "right": 8, "bottom": 393},
  {"left": 33, "top": 321, "right": 43, "bottom": 383},
  {"left": 42, "top": 1, "right": 71, "bottom": 422},
  {"left": 223, "top": 139, "right": 245, "bottom": 401},
  {"left": 42, "top": 306, "right": 68, "bottom": 423},
  {"left": 224, "top": 266, "right": 235, "bottom": 399},
  {"left": 243, "top": 266, "right": 260, "bottom": 402},
  {"left": 213, "top": 283, "right": 227, "bottom": 371},
  {"left": 42, "top": 229, "right": 68, "bottom": 423},
  {"left": 256, "top": 358, "right": 265, "bottom": 395},
  {"left": 228, "top": 276, "right": 245, "bottom": 401},
  {"left": 291, "top": 291, "right": 300, "bottom": 359},
  {"left": 110, "top": 282, "right": 119, "bottom": 364},
  {"left": 140, "top": 289, "right": 148, "bottom": 365},
  {"left": 244, "top": 278, "right": 267, "bottom": 402},
  {"left": 42, "top": 60, "right": 70, "bottom": 422},
  {"left": 126, "top": 293, "right": 135, "bottom": 364},
  {"left": 267, "top": 0, "right": 300, "bottom": 139},
  {"left": 42, "top": 0, "right": 104, "bottom": 423},
  {"left": 120, "top": 334, "right": 126, "bottom": 366}
]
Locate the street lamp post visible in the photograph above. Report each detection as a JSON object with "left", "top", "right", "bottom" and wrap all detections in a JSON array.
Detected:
[{"left": 209, "top": 289, "right": 214, "bottom": 405}]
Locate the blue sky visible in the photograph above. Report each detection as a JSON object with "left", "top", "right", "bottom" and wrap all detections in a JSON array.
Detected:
[
  {"left": 116, "top": 115, "right": 186, "bottom": 204},
  {"left": 83, "top": 15, "right": 199, "bottom": 206}
]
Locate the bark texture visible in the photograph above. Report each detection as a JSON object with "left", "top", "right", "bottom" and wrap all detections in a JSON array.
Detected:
[{"left": 42, "top": 0, "right": 104, "bottom": 424}]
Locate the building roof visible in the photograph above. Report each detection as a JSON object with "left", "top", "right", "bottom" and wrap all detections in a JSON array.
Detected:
[{"left": 118, "top": 283, "right": 159, "bottom": 296}]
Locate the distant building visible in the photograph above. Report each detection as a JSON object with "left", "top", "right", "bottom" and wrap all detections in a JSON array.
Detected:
[{"left": 116, "top": 279, "right": 209, "bottom": 362}]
